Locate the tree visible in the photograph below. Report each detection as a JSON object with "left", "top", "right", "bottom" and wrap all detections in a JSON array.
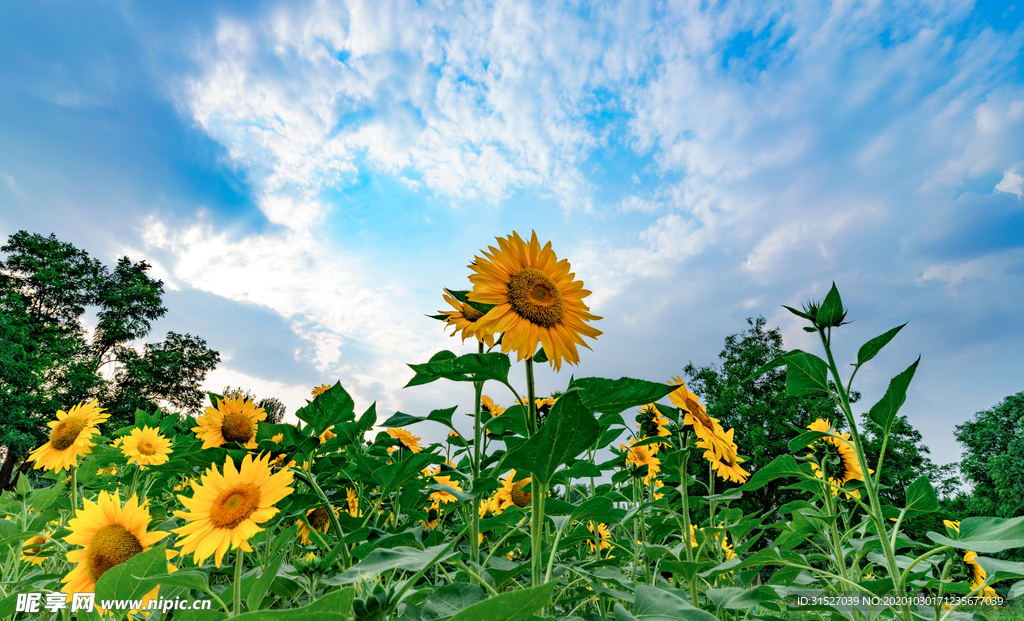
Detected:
[
  {"left": 860, "top": 413, "right": 959, "bottom": 507},
  {"left": 954, "top": 392, "right": 1024, "bottom": 518},
  {"left": 221, "top": 385, "right": 287, "bottom": 424},
  {"left": 683, "top": 317, "right": 849, "bottom": 520},
  {"left": 0, "top": 231, "right": 220, "bottom": 490}
]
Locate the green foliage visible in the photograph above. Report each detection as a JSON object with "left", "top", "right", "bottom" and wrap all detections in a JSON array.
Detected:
[{"left": 955, "top": 392, "right": 1024, "bottom": 518}]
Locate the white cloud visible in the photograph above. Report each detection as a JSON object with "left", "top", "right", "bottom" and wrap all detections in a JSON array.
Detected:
[{"left": 995, "top": 166, "right": 1023, "bottom": 197}]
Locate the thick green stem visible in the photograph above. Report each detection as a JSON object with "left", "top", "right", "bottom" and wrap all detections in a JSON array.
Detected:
[
  {"left": 297, "top": 471, "right": 353, "bottom": 568},
  {"left": 531, "top": 480, "right": 548, "bottom": 587},
  {"left": 70, "top": 466, "right": 78, "bottom": 514},
  {"left": 525, "top": 357, "right": 538, "bottom": 437},
  {"left": 233, "top": 548, "right": 244, "bottom": 616},
  {"left": 470, "top": 341, "right": 484, "bottom": 585}
]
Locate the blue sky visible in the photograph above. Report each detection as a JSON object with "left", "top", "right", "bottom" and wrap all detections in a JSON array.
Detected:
[{"left": 1, "top": 0, "right": 1022, "bottom": 469}]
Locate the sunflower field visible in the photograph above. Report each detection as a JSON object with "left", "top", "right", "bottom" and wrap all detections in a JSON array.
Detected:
[{"left": 2, "top": 230, "right": 1024, "bottom": 621}]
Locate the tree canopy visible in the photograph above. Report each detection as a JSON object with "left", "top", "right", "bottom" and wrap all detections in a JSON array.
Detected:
[
  {"left": 954, "top": 391, "right": 1024, "bottom": 518},
  {"left": 0, "top": 231, "right": 221, "bottom": 490}
]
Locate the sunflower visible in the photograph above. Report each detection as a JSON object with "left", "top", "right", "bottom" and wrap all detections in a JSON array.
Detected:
[
  {"left": 430, "top": 475, "right": 463, "bottom": 504},
  {"left": 482, "top": 395, "right": 505, "bottom": 435},
  {"left": 620, "top": 438, "right": 661, "bottom": 483},
  {"left": 297, "top": 506, "right": 335, "bottom": 544},
  {"left": 27, "top": 400, "right": 109, "bottom": 473},
  {"left": 699, "top": 434, "right": 750, "bottom": 484},
  {"left": 587, "top": 522, "right": 612, "bottom": 552},
  {"left": 668, "top": 377, "right": 737, "bottom": 461},
  {"left": 421, "top": 502, "right": 441, "bottom": 531},
  {"left": 488, "top": 470, "right": 532, "bottom": 514},
  {"left": 468, "top": 231, "right": 602, "bottom": 371},
  {"left": 805, "top": 419, "right": 865, "bottom": 495},
  {"left": 120, "top": 426, "right": 173, "bottom": 467},
  {"left": 319, "top": 425, "right": 336, "bottom": 445},
  {"left": 637, "top": 404, "right": 671, "bottom": 446},
  {"left": 271, "top": 433, "right": 285, "bottom": 444},
  {"left": 192, "top": 395, "right": 267, "bottom": 449},
  {"left": 964, "top": 551, "right": 999, "bottom": 602},
  {"left": 22, "top": 534, "right": 49, "bottom": 566},
  {"left": 173, "top": 453, "right": 295, "bottom": 567},
  {"left": 62, "top": 491, "right": 168, "bottom": 596},
  {"left": 440, "top": 289, "right": 496, "bottom": 347},
  {"left": 346, "top": 488, "right": 362, "bottom": 518},
  {"left": 387, "top": 428, "right": 422, "bottom": 453},
  {"left": 312, "top": 384, "right": 331, "bottom": 396},
  {"left": 650, "top": 478, "right": 666, "bottom": 501}
]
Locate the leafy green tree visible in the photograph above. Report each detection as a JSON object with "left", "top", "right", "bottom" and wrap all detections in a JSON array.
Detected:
[
  {"left": 683, "top": 316, "right": 848, "bottom": 520},
  {"left": 954, "top": 392, "right": 1024, "bottom": 518},
  {"left": 0, "top": 231, "right": 220, "bottom": 490}
]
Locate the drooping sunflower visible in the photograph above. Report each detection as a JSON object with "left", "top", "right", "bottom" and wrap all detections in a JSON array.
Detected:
[
  {"left": 468, "top": 231, "right": 602, "bottom": 371},
  {"left": 27, "top": 400, "right": 109, "bottom": 472},
  {"left": 439, "top": 289, "right": 496, "bottom": 347},
  {"left": 964, "top": 551, "right": 999, "bottom": 602},
  {"left": 637, "top": 404, "right": 672, "bottom": 447},
  {"left": 387, "top": 427, "right": 422, "bottom": 453},
  {"left": 297, "top": 506, "right": 335, "bottom": 545},
  {"left": 620, "top": 438, "right": 661, "bottom": 483},
  {"left": 487, "top": 469, "right": 532, "bottom": 514},
  {"left": 192, "top": 395, "right": 267, "bottom": 449},
  {"left": 805, "top": 419, "right": 865, "bottom": 495},
  {"left": 587, "top": 522, "right": 612, "bottom": 553},
  {"left": 120, "top": 426, "right": 173, "bottom": 467},
  {"left": 173, "top": 453, "right": 295, "bottom": 567},
  {"left": 62, "top": 491, "right": 168, "bottom": 595},
  {"left": 668, "top": 377, "right": 737, "bottom": 462},
  {"left": 699, "top": 432, "right": 750, "bottom": 484}
]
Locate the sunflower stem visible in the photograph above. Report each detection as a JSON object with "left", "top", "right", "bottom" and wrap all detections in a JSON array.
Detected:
[
  {"left": 70, "top": 466, "right": 78, "bottom": 514},
  {"left": 233, "top": 548, "right": 244, "bottom": 616},
  {"left": 297, "top": 471, "right": 353, "bottom": 569},
  {"left": 469, "top": 341, "right": 484, "bottom": 585}
]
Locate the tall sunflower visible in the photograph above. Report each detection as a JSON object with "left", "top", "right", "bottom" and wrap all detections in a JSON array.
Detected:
[
  {"left": 62, "top": 491, "right": 168, "bottom": 595},
  {"left": 945, "top": 521, "right": 999, "bottom": 603},
  {"left": 668, "top": 377, "right": 737, "bottom": 462},
  {"left": 429, "top": 474, "right": 463, "bottom": 504},
  {"left": 439, "top": 289, "right": 496, "bottom": 347},
  {"left": 387, "top": 427, "right": 422, "bottom": 453},
  {"left": 192, "top": 395, "right": 267, "bottom": 449},
  {"left": 482, "top": 395, "right": 505, "bottom": 435},
  {"left": 120, "top": 426, "right": 173, "bottom": 467},
  {"left": 468, "top": 231, "right": 602, "bottom": 371},
  {"left": 637, "top": 404, "right": 672, "bottom": 447},
  {"left": 620, "top": 438, "right": 661, "bottom": 484},
  {"left": 297, "top": 506, "right": 336, "bottom": 544},
  {"left": 22, "top": 534, "right": 49, "bottom": 566},
  {"left": 699, "top": 435, "right": 750, "bottom": 484},
  {"left": 805, "top": 419, "right": 865, "bottom": 496},
  {"left": 173, "top": 453, "right": 295, "bottom": 567},
  {"left": 587, "top": 522, "right": 612, "bottom": 553},
  {"left": 487, "top": 470, "right": 532, "bottom": 514},
  {"left": 27, "top": 400, "right": 109, "bottom": 472}
]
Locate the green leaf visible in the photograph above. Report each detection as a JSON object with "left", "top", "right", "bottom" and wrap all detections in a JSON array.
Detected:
[
  {"left": 571, "top": 377, "right": 680, "bottom": 415},
  {"left": 532, "top": 347, "right": 548, "bottom": 363},
  {"left": 334, "top": 544, "right": 457, "bottom": 585},
  {"left": 816, "top": 283, "right": 846, "bottom": 328},
  {"left": 782, "top": 305, "right": 813, "bottom": 320},
  {"left": 784, "top": 351, "right": 830, "bottom": 397},
  {"left": 247, "top": 525, "right": 292, "bottom": 611},
  {"left": 294, "top": 381, "right": 355, "bottom": 435},
  {"left": 406, "top": 351, "right": 511, "bottom": 388},
  {"left": 570, "top": 496, "right": 627, "bottom": 524},
  {"left": 381, "top": 406, "right": 458, "bottom": 433},
  {"left": 974, "top": 557, "right": 1024, "bottom": 583},
  {"left": 927, "top": 517, "right": 1024, "bottom": 553},
  {"left": 232, "top": 588, "right": 354, "bottom": 620},
  {"left": 449, "top": 581, "right": 558, "bottom": 621},
  {"left": 632, "top": 585, "right": 720, "bottom": 621},
  {"left": 706, "top": 586, "right": 761, "bottom": 612},
  {"left": 867, "top": 357, "right": 920, "bottom": 434},
  {"left": 372, "top": 452, "right": 444, "bottom": 496},
  {"left": 741, "top": 455, "right": 809, "bottom": 492},
  {"left": 420, "top": 583, "right": 487, "bottom": 620},
  {"left": 134, "top": 570, "right": 211, "bottom": 593},
  {"left": 742, "top": 352, "right": 789, "bottom": 383},
  {"left": 446, "top": 289, "right": 495, "bottom": 316},
  {"left": 502, "top": 389, "right": 599, "bottom": 485},
  {"left": 856, "top": 323, "right": 907, "bottom": 368},
  {"left": 94, "top": 544, "right": 171, "bottom": 619},
  {"left": 903, "top": 476, "right": 939, "bottom": 518},
  {"left": 787, "top": 431, "right": 831, "bottom": 453}
]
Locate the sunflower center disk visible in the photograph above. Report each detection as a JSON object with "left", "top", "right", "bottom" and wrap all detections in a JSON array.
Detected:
[
  {"left": 221, "top": 412, "right": 255, "bottom": 444},
  {"left": 461, "top": 303, "right": 484, "bottom": 322},
  {"left": 85, "top": 524, "right": 143, "bottom": 583},
  {"left": 507, "top": 268, "right": 565, "bottom": 328},
  {"left": 510, "top": 485, "right": 532, "bottom": 508},
  {"left": 307, "top": 507, "right": 330, "bottom": 531},
  {"left": 50, "top": 415, "right": 88, "bottom": 451},
  {"left": 137, "top": 440, "right": 156, "bottom": 456},
  {"left": 210, "top": 483, "right": 261, "bottom": 529}
]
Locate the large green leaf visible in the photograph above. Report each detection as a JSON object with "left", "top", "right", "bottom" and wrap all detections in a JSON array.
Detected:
[
  {"left": 927, "top": 517, "right": 1024, "bottom": 553},
  {"left": 419, "top": 583, "right": 487, "bottom": 620},
  {"left": 741, "top": 455, "right": 808, "bottom": 492},
  {"left": 334, "top": 544, "right": 457, "bottom": 584},
  {"left": 232, "top": 588, "right": 354, "bottom": 620},
  {"left": 372, "top": 452, "right": 445, "bottom": 496},
  {"left": 856, "top": 323, "right": 907, "bottom": 367},
  {"left": 903, "top": 476, "right": 939, "bottom": 518},
  {"left": 706, "top": 586, "right": 761, "bottom": 612},
  {"left": 570, "top": 496, "right": 627, "bottom": 524},
  {"left": 631, "top": 585, "right": 719, "bottom": 621},
  {"left": 787, "top": 431, "right": 831, "bottom": 453},
  {"left": 867, "top": 357, "right": 920, "bottom": 434},
  {"left": 294, "top": 381, "right": 355, "bottom": 435},
  {"left": 502, "top": 389, "right": 599, "bottom": 485},
  {"left": 247, "top": 524, "right": 297, "bottom": 611},
  {"left": 571, "top": 377, "right": 680, "bottom": 415},
  {"left": 974, "top": 557, "right": 1024, "bottom": 583},
  {"left": 449, "top": 581, "right": 557, "bottom": 621},
  {"left": 784, "top": 351, "right": 830, "bottom": 397},
  {"left": 382, "top": 406, "right": 459, "bottom": 433},
  {"left": 94, "top": 544, "right": 171, "bottom": 619},
  {"left": 406, "top": 351, "right": 511, "bottom": 387}
]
